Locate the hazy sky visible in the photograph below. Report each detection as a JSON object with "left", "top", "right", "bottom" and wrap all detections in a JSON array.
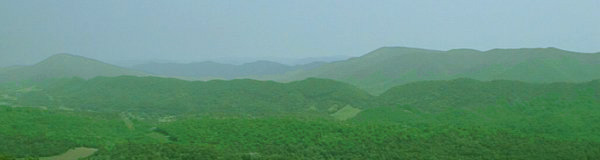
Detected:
[{"left": 1, "top": 0, "right": 599, "bottom": 66}]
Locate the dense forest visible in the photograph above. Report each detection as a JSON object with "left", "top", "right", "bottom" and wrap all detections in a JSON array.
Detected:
[
  {"left": 8, "top": 76, "right": 372, "bottom": 115},
  {"left": 1, "top": 76, "right": 600, "bottom": 159},
  {"left": 2, "top": 105, "right": 600, "bottom": 159}
]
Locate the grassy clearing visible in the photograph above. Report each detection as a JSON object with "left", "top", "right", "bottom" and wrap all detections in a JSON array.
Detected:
[
  {"left": 120, "top": 113, "right": 135, "bottom": 131},
  {"left": 146, "top": 132, "right": 171, "bottom": 143},
  {"left": 331, "top": 105, "right": 362, "bottom": 121},
  {"left": 38, "top": 147, "right": 97, "bottom": 160}
]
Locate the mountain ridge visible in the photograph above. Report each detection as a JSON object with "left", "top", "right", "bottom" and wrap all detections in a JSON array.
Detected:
[{"left": 279, "top": 47, "right": 600, "bottom": 94}]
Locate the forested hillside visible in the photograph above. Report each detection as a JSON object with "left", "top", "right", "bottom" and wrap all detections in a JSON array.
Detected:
[
  {"left": 284, "top": 47, "right": 600, "bottom": 94},
  {"left": 355, "top": 79, "right": 600, "bottom": 142},
  {"left": 0, "top": 105, "right": 154, "bottom": 158},
  {"left": 7, "top": 76, "right": 372, "bottom": 115}
]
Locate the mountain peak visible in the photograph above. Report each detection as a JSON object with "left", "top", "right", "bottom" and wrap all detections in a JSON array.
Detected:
[
  {"left": 51, "top": 53, "right": 77, "bottom": 57},
  {"left": 0, "top": 53, "right": 147, "bottom": 83},
  {"left": 41, "top": 53, "right": 101, "bottom": 63},
  {"left": 362, "top": 47, "right": 440, "bottom": 58},
  {"left": 46, "top": 53, "right": 87, "bottom": 59}
]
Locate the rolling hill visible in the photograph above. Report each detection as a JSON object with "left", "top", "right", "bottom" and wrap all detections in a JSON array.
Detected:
[
  {"left": 282, "top": 47, "right": 600, "bottom": 94},
  {"left": 372, "top": 78, "right": 600, "bottom": 111},
  {"left": 11, "top": 76, "right": 373, "bottom": 115},
  {"left": 354, "top": 79, "right": 600, "bottom": 141},
  {"left": 0, "top": 53, "right": 146, "bottom": 83}
]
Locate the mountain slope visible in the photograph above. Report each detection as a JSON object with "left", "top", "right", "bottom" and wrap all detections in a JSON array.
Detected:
[
  {"left": 354, "top": 79, "right": 600, "bottom": 141},
  {"left": 132, "top": 60, "right": 325, "bottom": 79},
  {"left": 373, "top": 78, "right": 600, "bottom": 111},
  {"left": 284, "top": 47, "right": 600, "bottom": 94},
  {"left": 0, "top": 54, "right": 146, "bottom": 82}
]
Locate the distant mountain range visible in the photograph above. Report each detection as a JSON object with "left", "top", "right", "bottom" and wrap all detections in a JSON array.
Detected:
[
  {"left": 131, "top": 61, "right": 325, "bottom": 80},
  {"left": 0, "top": 53, "right": 331, "bottom": 83},
  {"left": 110, "top": 55, "right": 351, "bottom": 67},
  {"left": 2, "top": 47, "right": 600, "bottom": 94},
  {"left": 197, "top": 55, "right": 351, "bottom": 66},
  {"left": 0, "top": 53, "right": 146, "bottom": 83},
  {"left": 280, "top": 47, "right": 600, "bottom": 94}
]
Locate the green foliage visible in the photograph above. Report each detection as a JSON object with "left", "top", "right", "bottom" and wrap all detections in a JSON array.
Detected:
[
  {"left": 0, "top": 154, "right": 15, "bottom": 160},
  {"left": 14, "top": 76, "right": 372, "bottom": 115},
  {"left": 3, "top": 76, "right": 600, "bottom": 159},
  {"left": 157, "top": 117, "right": 600, "bottom": 159},
  {"left": 0, "top": 106, "right": 155, "bottom": 158},
  {"left": 88, "top": 143, "right": 219, "bottom": 160},
  {"left": 357, "top": 79, "right": 600, "bottom": 142},
  {"left": 3, "top": 103, "right": 600, "bottom": 159}
]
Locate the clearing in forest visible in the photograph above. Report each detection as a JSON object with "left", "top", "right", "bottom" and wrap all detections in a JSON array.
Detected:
[
  {"left": 38, "top": 147, "right": 98, "bottom": 160},
  {"left": 331, "top": 105, "right": 362, "bottom": 121}
]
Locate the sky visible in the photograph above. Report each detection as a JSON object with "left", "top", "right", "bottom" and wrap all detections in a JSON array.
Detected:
[{"left": 1, "top": 0, "right": 599, "bottom": 66}]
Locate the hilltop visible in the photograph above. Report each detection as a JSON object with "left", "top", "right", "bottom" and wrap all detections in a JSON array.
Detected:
[{"left": 0, "top": 53, "right": 146, "bottom": 83}]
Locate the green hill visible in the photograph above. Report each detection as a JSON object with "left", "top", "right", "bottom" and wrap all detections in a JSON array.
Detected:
[
  {"left": 131, "top": 60, "right": 325, "bottom": 79},
  {"left": 12, "top": 76, "right": 372, "bottom": 115},
  {"left": 284, "top": 47, "right": 600, "bottom": 94},
  {"left": 0, "top": 54, "right": 147, "bottom": 83},
  {"left": 374, "top": 78, "right": 600, "bottom": 111},
  {"left": 354, "top": 79, "right": 600, "bottom": 141}
]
